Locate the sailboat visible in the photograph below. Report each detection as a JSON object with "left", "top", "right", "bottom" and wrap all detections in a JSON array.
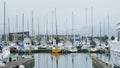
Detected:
[
  {"left": 0, "top": 1, "right": 10, "bottom": 66},
  {"left": 67, "top": 12, "right": 78, "bottom": 53},
  {"left": 88, "top": 7, "right": 99, "bottom": 52},
  {"left": 39, "top": 16, "right": 48, "bottom": 49},
  {"left": 80, "top": 8, "right": 90, "bottom": 49},
  {"left": 32, "top": 17, "right": 40, "bottom": 50},
  {"left": 9, "top": 15, "right": 19, "bottom": 50},
  {"left": 18, "top": 14, "right": 33, "bottom": 52},
  {"left": 52, "top": 9, "right": 62, "bottom": 53},
  {"left": 104, "top": 13, "right": 110, "bottom": 50}
]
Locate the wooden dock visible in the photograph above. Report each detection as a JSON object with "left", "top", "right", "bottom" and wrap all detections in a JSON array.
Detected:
[
  {"left": 0, "top": 58, "right": 34, "bottom": 68},
  {"left": 92, "top": 57, "right": 112, "bottom": 68}
]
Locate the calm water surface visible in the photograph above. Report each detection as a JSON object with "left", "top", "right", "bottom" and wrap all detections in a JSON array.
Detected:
[
  {"left": 33, "top": 53, "right": 110, "bottom": 68},
  {"left": 10, "top": 53, "right": 110, "bottom": 68}
]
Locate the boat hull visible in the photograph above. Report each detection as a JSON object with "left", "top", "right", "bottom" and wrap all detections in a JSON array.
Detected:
[
  {"left": 66, "top": 46, "right": 78, "bottom": 53},
  {"left": 110, "top": 41, "right": 120, "bottom": 67},
  {"left": 52, "top": 49, "right": 62, "bottom": 53},
  {"left": 111, "top": 50, "right": 120, "bottom": 67},
  {"left": 67, "top": 51, "right": 77, "bottom": 53}
]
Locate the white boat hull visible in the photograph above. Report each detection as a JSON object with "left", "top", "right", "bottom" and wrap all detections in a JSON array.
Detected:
[
  {"left": 110, "top": 50, "right": 120, "bottom": 67},
  {"left": 67, "top": 46, "right": 78, "bottom": 53},
  {"left": 110, "top": 41, "right": 120, "bottom": 67}
]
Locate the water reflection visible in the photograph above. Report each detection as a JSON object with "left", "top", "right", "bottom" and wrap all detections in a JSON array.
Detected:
[
  {"left": 10, "top": 53, "right": 110, "bottom": 68},
  {"left": 34, "top": 53, "right": 110, "bottom": 68}
]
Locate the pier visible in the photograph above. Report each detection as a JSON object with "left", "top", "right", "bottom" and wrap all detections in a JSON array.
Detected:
[
  {"left": 11, "top": 48, "right": 107, "bottom": 54},
  {"left": 0, "top": 58, "right": 34, "bottom": 68},
  {"left": 92, "top": 57, "right": 112, "bottom": 68}
]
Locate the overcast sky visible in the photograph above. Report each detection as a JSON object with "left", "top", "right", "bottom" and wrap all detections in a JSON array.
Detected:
[{"left": 0, "top": 0, "right": 119, "bottom": 37}]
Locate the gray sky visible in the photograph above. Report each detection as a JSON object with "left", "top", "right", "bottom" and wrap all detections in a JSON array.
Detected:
[{"left": 0, "top": 0, "right": 119, "bottom": 37}]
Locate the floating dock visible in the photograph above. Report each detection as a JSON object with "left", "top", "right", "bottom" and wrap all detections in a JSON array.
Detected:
[
  {"left": 11, "top": 48, "right": 106, "bottom": 54},
  {"left": 92, "top": 57, "right": 112, "bottom": 68},
  {"left": 0, "top": 58, "right": 34, "bottom": 68}
]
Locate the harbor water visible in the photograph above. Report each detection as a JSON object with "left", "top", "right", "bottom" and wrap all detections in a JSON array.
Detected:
[{"left": 10, "top": 53, "right": 111, "bottom": 68}]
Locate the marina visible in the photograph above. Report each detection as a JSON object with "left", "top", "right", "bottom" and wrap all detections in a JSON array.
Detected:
[{"left": 0, "top": 0, "right": 120, "bottom": 68}]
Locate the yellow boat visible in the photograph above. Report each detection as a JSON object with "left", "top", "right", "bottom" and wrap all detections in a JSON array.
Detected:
[{"left": 52, "top": 46, "right": 62, "bottom": 53}]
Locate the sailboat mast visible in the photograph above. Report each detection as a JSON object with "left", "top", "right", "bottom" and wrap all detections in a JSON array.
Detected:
[
  {"left": 16, "top": 15, "right": 18, "bottom": 42},
  {"left": 72, "top": 12, "right": 74, "bottom": 45},
  {"left": 91, "top": 7, "right": 93, "bottom": 39},
  {"left": 100, "top": 21, "right": 101, "bottom": 45},
  {"left": 38, "top": 16, "right": 39, "bottom": 35},
  {"left": 55, "top": 8, "right": 58, "bottom": 38},
  {"left": 52, "top": 10, "right": 54, "bottom": 38},
  {"left": 27, "top": 19, "right": 29, "bottom": 35},
  {"left": 31, "top": 11, "right": 34, "bottom": 36},
  {"left": 8, "top": 17, "right": 10, "bottom": 41},
  {"left": 43, "top": 17, "right": 46, "bottom": 39},
  {"left": 85, "top": 8, "right": 88, "bottom": 44},
  {"left": 22, "top": 13, "right": 24, "bottom": 41},
  {"left": 104, "top": 19, "right": 105, "bottom": 35},
  {"left": 85, "top": 8, "right": 87, "bottom": 39},
  {"left": 4, "top": 1, "right": 6, "bottom": 41},
  {"left": 55, "top": 8, "right": 58, "bottom": 44},
  {"left": 107, "top": 12, "right": 109, "bottom": 39},
  {"left": 46, "top": 16, "right": 48, "bottom": 40},
  {"left": 66, "top": 19, "right": 68, "bottom": 40}
]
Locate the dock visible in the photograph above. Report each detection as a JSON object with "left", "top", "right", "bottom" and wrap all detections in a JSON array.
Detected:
[
  {"left": 92, "top": 57, "right": 112, "bottom": 68},
  {"left": 11, "top": 48, "right": 106, "bottom": 54},
  {"left": 0, "top": 58, "right": 34, "bottom": 68}
]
